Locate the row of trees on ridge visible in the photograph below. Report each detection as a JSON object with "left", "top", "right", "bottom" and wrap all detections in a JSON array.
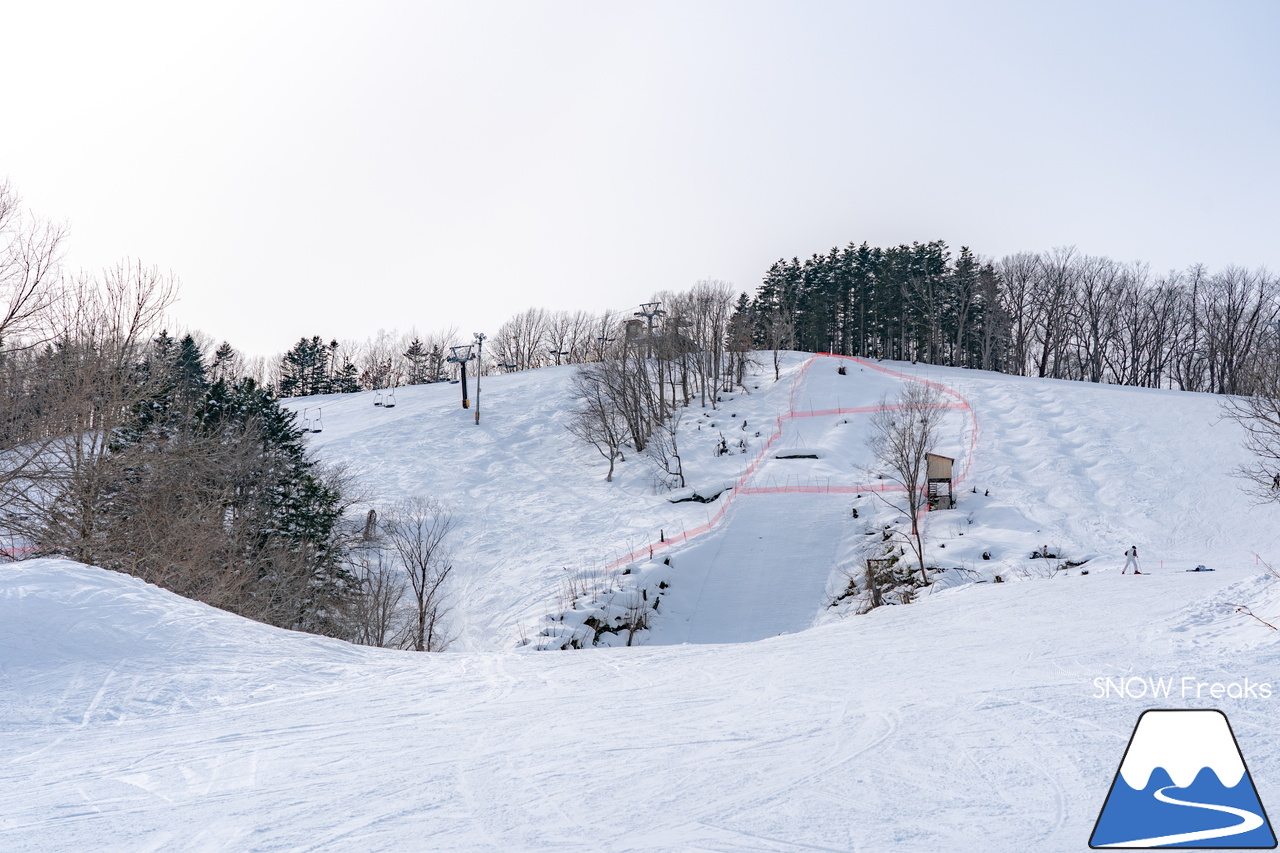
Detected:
[{"left": 747, "top": 242, "right": 1279, "bottom": 395}]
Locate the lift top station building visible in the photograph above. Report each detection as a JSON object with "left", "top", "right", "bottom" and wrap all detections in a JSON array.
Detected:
[{"left": 926, "top": 453, "right": 955, "bottom": 510}]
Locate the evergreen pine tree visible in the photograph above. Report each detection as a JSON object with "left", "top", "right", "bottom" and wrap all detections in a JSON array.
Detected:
[
  {"left": 332, "top": 359, "right": 360, "bottom": 393},
  {"left": 116, "top": 330, "right": 202, "bottom": 445},
  {"left": 211, "top": 341, "right": 237, "bottom": 382},
  {"left": 151, "top": 329, "right": 176, "bottom": 364},
  {"left": 428, "top": 345, "right": 445, "bottom": 382},
  {"left": 404, "top": 338, "right": 428, "bottom": 385},
  {"left": 105, "top": 358, "right": 353, "bottom": 635},
  {"left": 280, "top": 336, "right": 332, "bottom": 397},
  {"left": 280, "top": 338, "right": 308, "bottom": 397},
  {"left": 174, "top": 334, "right": 209, "bottom": 407}
]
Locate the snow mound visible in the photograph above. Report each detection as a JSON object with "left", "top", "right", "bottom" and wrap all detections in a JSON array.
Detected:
[{"left": 0, "top": 559, "right": 382, "bottom": 728}]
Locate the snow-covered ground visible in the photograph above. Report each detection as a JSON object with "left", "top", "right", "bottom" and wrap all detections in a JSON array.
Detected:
[
  {"left": 284, "top": 353, "right": 1280, "bottom": 649},
  {"left": 3, "top": 558, "right": 1278, "bottom": 851},
  {"left": 3, "top": 354, "right": 1280, "bottom": 851},
  {"left": 279, "top": 358, "right": 815, "bottom": 649}
]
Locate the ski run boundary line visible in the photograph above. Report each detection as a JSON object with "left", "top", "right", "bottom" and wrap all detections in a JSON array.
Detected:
[{"left": 603, "top": 354, "right": 980, "bottom": 572}]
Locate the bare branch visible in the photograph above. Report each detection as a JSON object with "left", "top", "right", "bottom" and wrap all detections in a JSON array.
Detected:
[{"left": 383, "top": 497, "right": 456, "bottom": 652}]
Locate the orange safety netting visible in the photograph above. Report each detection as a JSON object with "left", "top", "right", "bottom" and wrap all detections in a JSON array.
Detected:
[{"left": 603, "top": 354, "right": 979, "bottom": 571}]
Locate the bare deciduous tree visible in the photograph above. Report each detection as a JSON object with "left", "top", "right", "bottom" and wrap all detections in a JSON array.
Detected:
[
  {"left": 0, "top": 179, "right": 66, "bottom": 351},
  {"left": 1202, "top": 267, "right": 1279, "bottom": 395},
  {"left": 1, "top": 262, "right": 178, "bottom": 560},
  {"left": 345, "top": 544, "right": 408, "bottom": 648},
  {"left": 997, "top": 251, "right": 1040, "bottom": 376},
  {"left": 1222, "top": 342, "right": 1280, "bottom": 502},
  {"left": 588, "top": 310, "right": 622, "bottom": 362},
  {"left": 544, "top": 310, "right": 574, "bottom": 365},
  {"left": 493, "top": 307, "right": 549, "bottom": 371},
  {"left": 384, "top": 498, "right": 456, "bottom": 652},
  {"left": 357, "top": 328, "right": 404, "bottom": 390},
  {"left": 865, "top": 383, "right": 948, "bottom": 584},
  {"left": 565, "top": 364, "right": 628, "bottom": 481},
  {"left": 761, "top": 305, "right": 796, "bottom": 381},
  {"left": 647, "top": 409, "right": 686, "bottom": 489}
]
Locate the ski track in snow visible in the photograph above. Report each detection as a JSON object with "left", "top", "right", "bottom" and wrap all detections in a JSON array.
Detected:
[
  {"left": 5, "top": 561, "right": 1278, "bottom": 851},
  {"left": 963, "top": 372, "right": 1247, "bottom": 566},
  {"left": 672, "top": 493, "right": 849, "bottom": 644},
  {"left": 4, "top": 355, "right": 1280, "bottom": 851}
]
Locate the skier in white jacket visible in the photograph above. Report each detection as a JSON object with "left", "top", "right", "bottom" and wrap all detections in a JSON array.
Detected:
[{"left": 1123, "top": 546, "right": 1141, "bottom": 574}]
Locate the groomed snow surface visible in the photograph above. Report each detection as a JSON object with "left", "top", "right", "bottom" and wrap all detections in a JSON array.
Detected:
[{"left": 3, "top": 353, "right": 1280, "bottom": 851}]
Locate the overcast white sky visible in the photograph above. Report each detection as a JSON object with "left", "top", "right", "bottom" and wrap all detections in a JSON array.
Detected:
[{"left": 3, "top": 1, "right": 1278, "bottom": 356}]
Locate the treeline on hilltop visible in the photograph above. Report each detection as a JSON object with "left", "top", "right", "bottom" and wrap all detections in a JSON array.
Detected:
[
  {"left": 267, "top": 310, "right": 623, "bottom": 398},
  {"left": 276, "top": 240, "right": 1280, "bottom": 404},
  {"left": 744, "top": 241, "right": 1279, "bottom": 395}
]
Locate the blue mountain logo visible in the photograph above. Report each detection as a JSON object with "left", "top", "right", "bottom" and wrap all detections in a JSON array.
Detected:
[{"left": 1091, "top": 709, "right": 1276, "bottom": 848}]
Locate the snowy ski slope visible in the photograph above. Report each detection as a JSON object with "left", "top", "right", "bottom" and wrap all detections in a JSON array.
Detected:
[
  {"left": 3, "top": 557, "right": 1278, "bottom": 851},
  {"left": 279, "top": 359, "right": 816, "bottom": 649},
  {"left": 284, "top": 353, "right": 1280, "bottom": 648},
  {"left": 3, "top": 354, "right": 1280, "bottom": 851}
]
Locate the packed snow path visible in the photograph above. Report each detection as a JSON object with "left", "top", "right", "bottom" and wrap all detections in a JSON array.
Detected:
[
  {"left": 644, "top": 354, "right": 973, "bottom": 644},
  {"left": 658, "top": 493, "right": 849, "bottom": 643}
]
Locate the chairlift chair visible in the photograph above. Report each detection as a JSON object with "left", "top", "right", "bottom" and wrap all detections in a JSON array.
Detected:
[
  {"left": 301, "top": 407, "right": 313, "bottom": 431},
  {"left": 310, "top": 407, "right": 324, "bottom": 433},
  {"left": 374, "top": 390, "right": 384, "bottom": 407},
  {"left": 384, "top": 389, "right": 397, "bottom": 408}
]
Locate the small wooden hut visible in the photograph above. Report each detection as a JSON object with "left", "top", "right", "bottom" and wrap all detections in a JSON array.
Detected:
[{"left": 926, "top": 452, "right": 955, "bottom": 510}]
